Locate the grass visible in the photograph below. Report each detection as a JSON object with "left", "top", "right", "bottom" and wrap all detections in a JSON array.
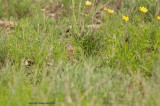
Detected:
[{"left": 0, "top": 0, "right": 160, "bottom": 105}]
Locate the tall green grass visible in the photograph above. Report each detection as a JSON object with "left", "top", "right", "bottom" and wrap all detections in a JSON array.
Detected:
[
  {"left": 0, "top": 0, "right": 160, "bottom": 105},
  {"left": 0, "top": 61, "right": 160, "bottom": 106}
]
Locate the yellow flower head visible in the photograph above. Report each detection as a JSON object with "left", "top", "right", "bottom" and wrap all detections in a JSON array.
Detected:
[
  {"left": 122, "top": 16, "right": 129, "bottom": 21},
  {"left": 139, "top": 6, "right": 148, "bottom": 13},
  {"left": 85, "top": 1, "right": 92, "bottom": 7},
  {"left": 107, "top": 9, "right": 114, "bottom": 14},
  {"left": 157, "top": 16, "right": 160, "bottom": 20},
  {"left": 103, "top": 7, "right": 108, "bottom": 11}
]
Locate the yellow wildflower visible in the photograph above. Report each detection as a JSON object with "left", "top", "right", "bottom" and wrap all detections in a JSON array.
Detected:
[
  {"left": 103, "top": 7, "right": 108, "bottom": 11},
  {"left": 157, "top": 16, "right": 160, "bottom": 20},
  {"left": 139, "top": 6, "right": 148, "bottom": 13},
  {"left": 107, "top": 9, "right": 114, "bottom": 14},
  {"left": 122, "top": 16, "right": 129, "bottom": 21},
  {"left": 85, "top": 1, "right": 92, "bottom": 7}
]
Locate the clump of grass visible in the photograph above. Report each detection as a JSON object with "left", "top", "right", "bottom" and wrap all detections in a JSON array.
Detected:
[
  {"left": 0, "top": 32, "right": 8, "bottom": 68},
  {"left": 0, "top": 0, "right": 46, "bottom": 19}
]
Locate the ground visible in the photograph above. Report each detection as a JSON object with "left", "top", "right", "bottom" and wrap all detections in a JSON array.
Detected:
[{"left": 0, "top": 0, "right": 160, "bottom": 106}]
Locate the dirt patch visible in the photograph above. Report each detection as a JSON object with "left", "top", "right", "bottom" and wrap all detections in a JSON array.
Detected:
[
  {"left": 0, "top": 20, "right": 15, "bottom": 27},
  {"left": 42, "top": 1, "right": 64, "bottom": 20}
]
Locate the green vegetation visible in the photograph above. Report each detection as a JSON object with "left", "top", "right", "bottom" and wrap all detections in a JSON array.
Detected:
[{"left": 0, "top": 0, "right": 160, "bottom": 105}]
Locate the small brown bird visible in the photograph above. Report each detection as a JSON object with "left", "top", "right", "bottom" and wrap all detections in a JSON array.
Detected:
[{"left": 66, "top": 44, "right": 74, "bottom": 60}]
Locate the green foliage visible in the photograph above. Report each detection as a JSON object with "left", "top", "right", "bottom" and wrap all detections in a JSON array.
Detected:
[
  {"left": 0, "top": 0, "right": 41, "bottom": 18},
  {"left": 0, "top": 62, "right": 160, "bottom": 105},
  {"left": 0, "top": 0, "right": 160, "bottom": 105}
]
